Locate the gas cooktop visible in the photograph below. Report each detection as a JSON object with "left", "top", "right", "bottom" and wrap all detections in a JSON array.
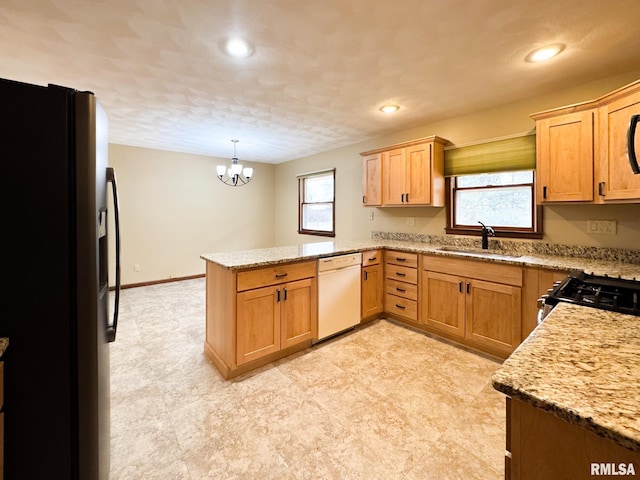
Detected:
[{"left": 546, "top": 270, "right": 640, "bottom": 317}]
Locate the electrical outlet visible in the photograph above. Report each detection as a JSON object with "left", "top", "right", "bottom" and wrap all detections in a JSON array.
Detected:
[
  {"left": 133, "top": 264, "right": 141, "bottom": 272},
  {"left": 587, "top": 220, "right": 617, "bottom": 235},
  {"left": 406, "top": 217, "right": 415, "bottom": 226}
]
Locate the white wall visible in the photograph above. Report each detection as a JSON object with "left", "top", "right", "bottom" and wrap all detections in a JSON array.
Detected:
[
  {"left": 108, "top": 144, "right": 275, "bottom": 285},
  {"left": 274, "top": 70, "right": 640, "bottom": 249}
]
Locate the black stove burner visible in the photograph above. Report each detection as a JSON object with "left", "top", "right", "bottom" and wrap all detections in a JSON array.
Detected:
[{"left": 547, "top": 270, "right": 640, "bottom": 317}]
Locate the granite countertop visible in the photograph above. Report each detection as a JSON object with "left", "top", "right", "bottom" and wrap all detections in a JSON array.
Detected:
[
  {"left": 0, "top": 337, "right": 8, "bottom": 356},
  {"left": 201, "top": 237, "right": 640, "bottom": 280},
  {"left": 492, "top": 303, "right": 640, "bottom": 452}
]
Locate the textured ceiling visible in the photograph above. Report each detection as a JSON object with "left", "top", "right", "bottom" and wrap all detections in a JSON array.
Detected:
[{"left": 1, "top": 0, "right": 640, "bottom": 164}]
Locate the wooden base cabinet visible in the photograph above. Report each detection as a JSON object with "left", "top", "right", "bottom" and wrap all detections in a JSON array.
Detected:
[
  {"left": 361, "top": 250, "right": 383, "bottom": 320},
  {"left": 522, "top": 267, "right": 569, "bottom": 340},
  {"left": 205, "top": 260, "right": 317, "bottom": 379},
  {"left": 384, "top": 250, "right": 419, "bottom": 321},
  {"left": 420, "top": 255, "right": 522, "bottom": 357},
  {"left": 506, "top": 397, "right": 640, "bottom": 480}
]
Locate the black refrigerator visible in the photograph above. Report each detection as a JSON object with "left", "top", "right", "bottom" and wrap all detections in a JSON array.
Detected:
[{"left": 0, "top": 78, "right": 121, "bottom": 479}]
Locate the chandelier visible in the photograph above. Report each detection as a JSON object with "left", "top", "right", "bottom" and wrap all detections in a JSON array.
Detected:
[{"left": 216, "top": 139, "right": 253, "bottom": 186}]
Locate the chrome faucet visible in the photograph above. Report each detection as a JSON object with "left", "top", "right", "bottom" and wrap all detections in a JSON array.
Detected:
[{"left": 478, "top": 221, "right": 495, "bottom": 250}]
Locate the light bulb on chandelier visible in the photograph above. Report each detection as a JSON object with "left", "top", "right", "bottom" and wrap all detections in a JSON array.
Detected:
[{"left": 216, "top": 139, "right": 253, "bottom": 186}]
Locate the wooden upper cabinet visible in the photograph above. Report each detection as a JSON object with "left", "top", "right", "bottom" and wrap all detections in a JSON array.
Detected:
[
  {"left": 532, "top": 78, "right": 640, "bottom": 205},
  {"left": 362, "top": 153, "right": 382, "bottom": 206},
  {"left": 361, "top": 136, "right": 447, "bottom": 207},
  {"left": 533, "top": 108, "right": 595, "bottom": 203},
  {"left": 383, "top": 148, "right": 407, "bottom": 205},
  {"left": 596, "top": 82, "right": 640, "bottom": 202},
  {"left": 406, "top": 142, "right": 433, "bottom": 205}
]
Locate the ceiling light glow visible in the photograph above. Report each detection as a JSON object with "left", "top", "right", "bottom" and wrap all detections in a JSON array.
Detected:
[
  {"left": 379, "top": 104, "right": 400, "bottom": 113},
  {"left": 223, "top": 38, "right": 254, "bottom": 58},
  {"left": 526, "top": 44, "right": 565, "bottom": 62}
]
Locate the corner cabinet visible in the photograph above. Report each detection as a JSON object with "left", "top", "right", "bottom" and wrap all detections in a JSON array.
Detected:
[
  {"left": 360, "top": 136, "right": 448, "bottom": 207},
  {"left": 420, "top": 255, "right": 522, "bottom": 357},
  {"left": 532, "top": 78, "right": 640, "bottom": 204},
  {"left": 204, "top": 260, "right": 317, "bottom": 379}
]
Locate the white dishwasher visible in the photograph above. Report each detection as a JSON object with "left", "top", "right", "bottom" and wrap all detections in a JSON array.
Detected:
[{"left": 316, "top": 252, "right": 362, "bottom": 342}]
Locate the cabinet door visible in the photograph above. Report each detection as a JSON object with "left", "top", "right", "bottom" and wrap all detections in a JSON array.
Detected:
[
  {"left": 466, "top": 279, "right": 521, "bottom": 355},
  {"left": 597, "top": 88, "right": 640, "bottom": 201},
  {"left": 280, "top": 278, "right": 316, "bottom": 349},
  {"left": 420, "top": 270, "right": 465, "bottom": 338},
  {"left": 362, "top": 264, "right": 383, "bottom": 319},
  {"left": 382, "top": 148, "right": 406, "bottom": 205},
  {"left": 362, "top": 153, "right": 382, "bottom": 206},
  {"left": 536, "top": 110, "right": 594, "bottom": 202},
  {"left": 405, "top": 142, "right": 432, "bottom": 205},
  {"left": 236, "top": 286, "right": 280, "bottom": 365}
]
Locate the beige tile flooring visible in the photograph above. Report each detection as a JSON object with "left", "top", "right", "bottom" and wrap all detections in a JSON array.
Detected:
[{"left": 110, "top": 278, "right": 506, "bottom": 479}]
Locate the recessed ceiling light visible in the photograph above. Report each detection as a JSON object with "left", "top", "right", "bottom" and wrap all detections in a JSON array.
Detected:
[
  {"left": 379, "top": 104, "right": 400, "bottom": 113},
  {"left": 221, "top": 37, "right": 254, "bottom": 58},
  {"left": 525, "top": 44, "right": 565, "bottom": 63}
]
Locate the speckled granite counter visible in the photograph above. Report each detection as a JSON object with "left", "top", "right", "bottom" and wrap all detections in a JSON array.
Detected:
[
  {"left": 492, "top": 302, "right": 640, "bottom": 452},
  {"left": 201, "top": 237, "right": 640, "bottom": 279},
  {"left": 0, "top": 337, "right": 8, "bottom": 356}
]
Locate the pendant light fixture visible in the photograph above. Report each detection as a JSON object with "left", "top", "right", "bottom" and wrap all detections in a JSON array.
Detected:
[{"left": 216, "top": 139, "right": 253, "bottom": 186}]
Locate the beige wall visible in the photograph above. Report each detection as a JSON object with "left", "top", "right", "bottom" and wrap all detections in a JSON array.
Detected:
[
  {"left": 274, "top": 70, "right": 640, "bottom": 249},
  {"left": 108, "top": 144, "right": 275, "bottom": 285},
  {"left": 108, "top": 71, "right": 640, "bottom": 287}
]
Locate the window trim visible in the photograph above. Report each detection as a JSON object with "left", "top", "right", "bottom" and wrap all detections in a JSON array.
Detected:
[
  {"left": 297, "top": 169, "right": 336, "bottom": 237},
  {"left": 444, "top": 173, "right": 543, "bottom": 239}
]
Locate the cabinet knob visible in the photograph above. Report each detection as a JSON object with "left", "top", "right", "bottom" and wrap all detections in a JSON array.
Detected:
[
  {"left": 542, "top": 186, "right": 547, "bottom": 199},
  {"left": 598, "top": 182, "right": 606, "bottom": 196},
  {"left": 275, "top": 273, "right": 288, "bottom": 279}
]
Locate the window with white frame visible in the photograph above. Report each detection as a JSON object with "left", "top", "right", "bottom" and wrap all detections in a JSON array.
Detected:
[
  {"left": 298, "top": 169, "right": 335, "bottom": 237},
  {"left": 444, "top": 134, "right": 542, "bottom": 238}
]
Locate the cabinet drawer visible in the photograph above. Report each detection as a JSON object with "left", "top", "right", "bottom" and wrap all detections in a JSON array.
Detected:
[
  {"left": 237, "top": 261, "right": 316, "bottom": 292},
  {"left": 385, "top": 294, "right": 418, "bottom": 321},
  {"left": 385, "top": 278, "right": 418, "bottom": 300},
  {"left": 385, "top": 264, "right": 418, "bottom": 284},
  {"left": 385, "top": 250, "right": 418, "bottom": 268},
  {"left": 362, "top": 250, "right": 382, "bottom": 267},
  {"left": 422, "top": 255, "right": 522, "bottom": 287}
]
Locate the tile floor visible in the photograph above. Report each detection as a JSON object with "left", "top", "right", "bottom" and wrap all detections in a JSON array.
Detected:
[{"left": 110, "top": 278, "right": 506, "bottom": 479}]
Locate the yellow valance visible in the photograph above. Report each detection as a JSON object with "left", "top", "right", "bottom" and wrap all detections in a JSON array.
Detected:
[{"left": 444, "top": 133, "right": 536, "bottom": 177}]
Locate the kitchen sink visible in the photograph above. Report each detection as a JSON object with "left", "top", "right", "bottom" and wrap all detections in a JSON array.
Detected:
[{"left": 435, "top": 246, "right": 522, "bottom": 259}]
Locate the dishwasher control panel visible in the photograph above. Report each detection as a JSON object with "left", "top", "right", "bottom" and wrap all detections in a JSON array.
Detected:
[{"left": 317, "top": 253, "right": 362, "bottom": 272}]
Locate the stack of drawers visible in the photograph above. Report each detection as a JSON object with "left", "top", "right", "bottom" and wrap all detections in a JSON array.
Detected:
[{"left": 384, "top": 250, "right": 418, "bottom": 321}]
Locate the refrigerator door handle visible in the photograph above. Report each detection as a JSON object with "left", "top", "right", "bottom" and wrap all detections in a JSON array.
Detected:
[
  {"left": 106, "top": 167, "right": 121, "bottom": 342},
  {"left": 628, "top": 114, "right": 640, "bottom": 174}
]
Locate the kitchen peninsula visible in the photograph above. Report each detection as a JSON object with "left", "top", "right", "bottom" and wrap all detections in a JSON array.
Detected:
[
  {"left": 201, "top": 235, "right": 640, "bottom": 379},
  {"left": 492, "top": 302, "right": 640, "bottom": 479}
]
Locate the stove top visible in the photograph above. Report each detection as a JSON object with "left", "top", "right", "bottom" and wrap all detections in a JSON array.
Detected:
[{"left": 546, "top": 270, "right": 640, "bottom": 317}]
